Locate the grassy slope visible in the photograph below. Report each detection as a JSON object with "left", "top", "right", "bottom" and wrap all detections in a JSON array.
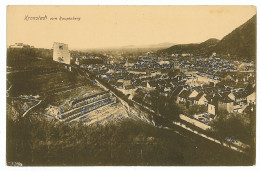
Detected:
[{"left": 6, "top": 116, "right": 253, "bottom": 166}]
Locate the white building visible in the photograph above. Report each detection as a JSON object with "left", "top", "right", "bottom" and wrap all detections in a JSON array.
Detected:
[
  {"left": 208, "top": 104, "right": 216, "bottom": 115},
  {"left": 53, "top": 42, "right": 71, "bottom": 65},
  {"left": 9, "top": 43, "right": 31, "bottom": 48}
]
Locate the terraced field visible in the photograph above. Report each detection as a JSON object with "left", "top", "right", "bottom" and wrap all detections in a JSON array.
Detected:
[{"left": 77, "top": 102, "right": 129, "bottom": 126}]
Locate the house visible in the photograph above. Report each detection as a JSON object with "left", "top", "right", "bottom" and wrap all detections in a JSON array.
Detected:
[
  {"left": 117, "top": 79, "right": 132, "bottom": 89},
  {"left": 174, "top": 74, "right": 184, "bottom": 82},
  {"left": 9, "top": 43, "right": 32, "bottom": 48},
  {"left": 173, "top": 61, "right": 180, "bottom": 69},
  {"left": 208, "top": 104, "right": 216, "bottom": 115},
  {"left": 193, "top": 93, "right": 208, "bottom": 105},
  {"left": 207, "top": 92, "right": 236, "bottom": 115},
  {"left": 228, "top": 91, "right": 248, "bottom": 105},
  {"left": 216, "top": 80, "right": 236, "bottom": 90},
  {"left": 233, "top": 83, "right": 249, "bottom": 92},
  {"left": 207, "top": 95, "right": 219, "bottom": 115},
  {"left": 247, "top": 92, "right": 256, "bottom": 105},
  {"left": 232, "top": 104, "right": 248, "bottom": 114},
  {"left": 189, "top": 89, "right": 199, "bottom": 99},
  {"left": 177, "top": 90, "right": 191, "bottom": 104},
  {"left": 171, "top": 86, "right": 184, "bottom": 98},
  {"left": 218, "top": 96, "right": 234, "bottom": 113},
  {"left": 243, "top": 104, "right": 255, "bottom": 114}
]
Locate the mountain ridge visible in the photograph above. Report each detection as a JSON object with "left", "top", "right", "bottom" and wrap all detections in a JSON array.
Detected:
[
  {"left": 214, "top": 15, "right": 256, "bottom": 59},
  {"left": 160, "top": 38, "right": 220, "bottom": 55},
  {"left": 160, "top": 14, "right": 256, "bottom": 60}
]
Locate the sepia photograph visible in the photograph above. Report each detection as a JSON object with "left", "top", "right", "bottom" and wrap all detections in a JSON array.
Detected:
[{"left": 6, "top": 5, "right": 256, "bottom": 166}]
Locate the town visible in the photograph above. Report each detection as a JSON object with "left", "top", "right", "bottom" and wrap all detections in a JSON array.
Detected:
[
  {"left": 6, "top": 6, "right": 256, "bottom": 166},
  {"left": 79, "top": 46, "right": 256, "bottom": 139},
  {"left": 6, "top": 40, "right": 256, "bottom": 165}
]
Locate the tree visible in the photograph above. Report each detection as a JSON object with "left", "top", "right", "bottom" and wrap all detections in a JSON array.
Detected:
[
  {"left": 209, "top": 111, "right": 251, "bottom": 144},
  {"left": 188, "top": 105, "right": 207, "bottom": 115},
  {"left": 164, "top": 101, "right": 182, "bottom": 121}
]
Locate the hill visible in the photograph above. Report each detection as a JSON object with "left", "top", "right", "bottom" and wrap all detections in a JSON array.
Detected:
[
  {"left": 7, "top": 117, "right": 253, "bottom": 166},
  {"left": 214, "top": 15, "right": 256, "bottom": 60},
  {"left": 160, "top": 15, "right": 256, "bottom": 60},
  {"left": 160, "top": 38, "right": 219, "bottom": 55}
]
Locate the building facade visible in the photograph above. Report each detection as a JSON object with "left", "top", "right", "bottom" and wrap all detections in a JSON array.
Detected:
[{"left": 53, "top": 42, "right": 71, "bottom": 65}]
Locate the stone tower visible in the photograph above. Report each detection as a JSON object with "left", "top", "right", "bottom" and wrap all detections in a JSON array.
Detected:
[{"left": 53, "top": 42, "right": 71, "bottom": 65}]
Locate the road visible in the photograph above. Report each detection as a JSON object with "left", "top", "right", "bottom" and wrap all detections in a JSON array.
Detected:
[{"left": 22, "top": 100, "right": 42, "bottom": 117}]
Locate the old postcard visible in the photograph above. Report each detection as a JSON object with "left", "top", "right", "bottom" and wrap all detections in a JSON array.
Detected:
[{"left": 6, "top": 5, "right": 256, "bottom": 166}]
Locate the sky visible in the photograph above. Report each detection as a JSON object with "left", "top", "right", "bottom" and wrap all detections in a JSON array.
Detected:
[{"left": 7, "top": 5, "right": 256, "bottom": 49}]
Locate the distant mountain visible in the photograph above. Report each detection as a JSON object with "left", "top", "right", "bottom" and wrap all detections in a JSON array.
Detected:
[
  {"left": 73, "top": 42, "right": 175, "bottom": 51},
  {"left": 214, "top": 15, "right": 256, "bottom": 59},
  {"left": 161, "top": 38, "right": 219, "bottom": 55},
  {"left": 160, "top": 15, "right": 256, "bottom": 60},
  {"left": 121, "top": 42, "right": 175, "bottom": 49},
  {"left": 148, "top": 42, "right": 176, "bottom": 49}
]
